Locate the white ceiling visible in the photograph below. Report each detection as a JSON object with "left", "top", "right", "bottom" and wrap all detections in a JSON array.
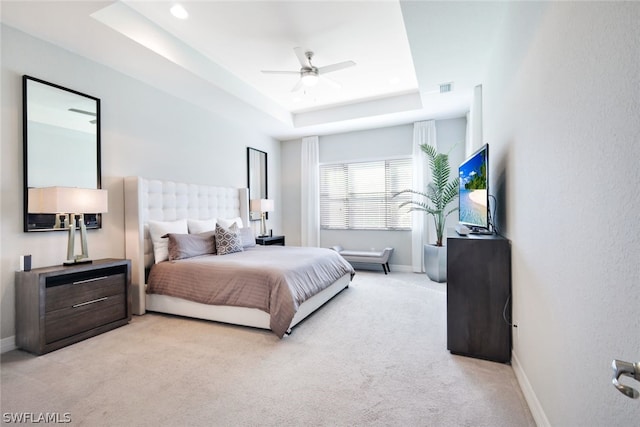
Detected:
[{"left": 0, "top": 1, "right": 507, "bottom": 140}]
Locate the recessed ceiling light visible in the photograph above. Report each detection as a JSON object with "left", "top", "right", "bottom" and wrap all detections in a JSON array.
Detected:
[{"left": 170, "top": 4, "right": 189, "bottom": 20}]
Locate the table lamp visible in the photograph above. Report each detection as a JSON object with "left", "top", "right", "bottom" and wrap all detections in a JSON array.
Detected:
[
  {"left": 28, "top": 187, "right": 108, "bottom": 265},
  {"left": 250, "top": 198, "right": 274, "bottom": 237}
]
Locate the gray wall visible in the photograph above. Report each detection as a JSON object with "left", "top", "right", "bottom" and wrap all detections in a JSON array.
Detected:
[
  {"left": 481, "top": 2, "right": 639, "bottom": 426},
  {"left": 0, "top": 25, "right": 281, "bottom": 341},
  {"left": 281, "top": 118, "right": 467, "bottom": 269}
]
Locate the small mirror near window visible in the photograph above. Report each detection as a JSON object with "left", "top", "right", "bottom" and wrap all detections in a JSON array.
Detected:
[{"left": 247, "top": 147, "right": 267, "bottom": 221}]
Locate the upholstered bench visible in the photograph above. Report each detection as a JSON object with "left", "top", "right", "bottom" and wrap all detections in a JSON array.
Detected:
[{"left": 331, "top": 246, "right": 394, "bottom": 274}]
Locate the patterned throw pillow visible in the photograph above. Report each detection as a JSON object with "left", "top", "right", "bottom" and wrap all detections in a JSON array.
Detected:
[{"left": 215, "top": 223, "right": 243, "bottom": 255}]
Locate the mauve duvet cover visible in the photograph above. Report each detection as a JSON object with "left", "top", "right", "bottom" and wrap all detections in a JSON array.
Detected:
[{"left": 147, "top": 245, "right": 354, "bottom": 337}]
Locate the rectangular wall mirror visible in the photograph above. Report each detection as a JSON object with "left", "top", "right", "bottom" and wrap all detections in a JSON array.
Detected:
[
  {"left": 247, "top": 147, "right": 267, "bottom": 221},
  {"left": 23, "top": 75, "right": 102, "bottom": 232}
]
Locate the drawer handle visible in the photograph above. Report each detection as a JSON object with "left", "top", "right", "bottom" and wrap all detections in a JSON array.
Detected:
[
  {"left": 73, "top": 276, "right": 108, "bottom": 285},
  {"left": 72, "top": 297, "right": 108, "bottom": 308}
]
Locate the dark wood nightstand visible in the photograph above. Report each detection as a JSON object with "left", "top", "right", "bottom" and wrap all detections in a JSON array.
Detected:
[
  {"left": 255, "top": 235, "right": 285, "bottom": 246},
  {"left": 15, "top": 258, "right": 131, "bottom": 355}
]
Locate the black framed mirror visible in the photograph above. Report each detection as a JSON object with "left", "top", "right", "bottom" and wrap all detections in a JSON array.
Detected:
[
  {"left": 247, "top": 147, "right": 267, "bottom": 221},
  {"left": 23, "top": 75, "right": 102, "bottom": 232}
]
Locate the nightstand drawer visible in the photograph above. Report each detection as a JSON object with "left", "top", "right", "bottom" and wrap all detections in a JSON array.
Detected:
[
  {"left": 45, "top": 293, "right": 126, "bottom": 344},
  {"left": 45, "top": 272, "right": 126, "bottom": 313}
]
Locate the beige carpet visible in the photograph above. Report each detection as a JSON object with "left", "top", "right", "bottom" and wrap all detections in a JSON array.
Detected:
[{"left": 1, "top": 271, "right": 535, "bottom": 426}]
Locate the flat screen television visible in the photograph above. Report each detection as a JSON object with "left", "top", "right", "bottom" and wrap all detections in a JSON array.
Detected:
[{"left": 458, "top": 143, "right": 490, "bottom": 232}]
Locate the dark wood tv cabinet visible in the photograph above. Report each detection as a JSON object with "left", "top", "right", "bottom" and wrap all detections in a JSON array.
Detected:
[
  {"left": 446, "top": 233, "right": 511, "bottom": 363},
  {"left": 15, "top": 258, "right": 131, "bottom": 355}
]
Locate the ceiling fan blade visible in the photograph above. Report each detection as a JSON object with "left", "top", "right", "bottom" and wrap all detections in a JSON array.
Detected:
[
  {"left": 317, "top": 60, "right": 356, "bottom": 75},
  {"left": 291, "top": 79, "right": 303, "bottom": 92},
  {"left": 293, "top": 47, "right": 311, "bottom": 68},
  {"left": 261, "top": 70, "right": 299, "bottom": 75},
  {"left": 68, "top": 108, "right": 96, "bottom": 117},
  {"left": 321, "top": 75, "right": 342, "bottom": 89}
]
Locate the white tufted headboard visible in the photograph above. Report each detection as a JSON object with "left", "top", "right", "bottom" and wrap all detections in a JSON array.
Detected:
[{"left": 124, "top": 176, "right": 249, "bottom": 314}]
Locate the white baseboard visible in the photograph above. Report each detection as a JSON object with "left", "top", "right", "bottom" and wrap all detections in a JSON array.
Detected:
[
  {"left": 1, "top": 335, "right": 16, "bottom": 354},
  {"left": 389, "top": 264, "right": 412, "bottom": 273},
  {"left": 512, "top": 350, "right": 550, "bottom": 427},
  {"left": 350, "top": 264, "right": 412, "bottom": 273}
]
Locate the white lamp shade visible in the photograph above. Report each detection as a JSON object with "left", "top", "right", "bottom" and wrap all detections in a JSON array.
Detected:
[
  {"left": 261, "top": 199, "right": 275, "bottom": 213},
  {"left": 28, "top": 187, "right": 108, "bottom": 214},
  {"left": 250, "top": 198, "right": 274, "bottom": 213}
]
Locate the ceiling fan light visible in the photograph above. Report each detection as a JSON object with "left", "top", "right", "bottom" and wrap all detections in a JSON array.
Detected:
[{"left": 301, "top": 73, "right": 319, "bottom": 87}]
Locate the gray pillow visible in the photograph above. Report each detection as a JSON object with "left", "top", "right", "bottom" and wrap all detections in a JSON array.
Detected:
[
  {"left": 166, "top": 231, "right": 216, "bottom": 261},
  {"left": 215, "top": 223, "right": 243, "bottom": 255},
  {"left": 239, "top": 227, "right": 256, "bottom": 248}
]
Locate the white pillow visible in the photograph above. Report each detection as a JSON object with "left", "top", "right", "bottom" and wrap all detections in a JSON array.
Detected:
[
  {"left": 239, "top": 227, "right": 256, "bottom": 248},
  {"left": 148, "top": 219, "right": 188, "bottom": 263},
  {"left": 188, "top": 218, "right": 217, "bottom": 234},
  {"left": 217, "top": 217, "right": 243, "bottom": 229}
]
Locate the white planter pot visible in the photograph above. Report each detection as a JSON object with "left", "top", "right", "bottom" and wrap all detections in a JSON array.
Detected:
[{"left": 424, "top": 244, "right": 447, "bottom": 283}]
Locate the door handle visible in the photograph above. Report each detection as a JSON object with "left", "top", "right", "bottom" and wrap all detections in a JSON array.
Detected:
[{"left": 611, "top": 359, "right": 640, "bottom": 399}]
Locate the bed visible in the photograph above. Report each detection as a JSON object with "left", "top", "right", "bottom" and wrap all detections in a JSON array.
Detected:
[{"left": 123, "top": 176, "right": 354, "bottom": 337}]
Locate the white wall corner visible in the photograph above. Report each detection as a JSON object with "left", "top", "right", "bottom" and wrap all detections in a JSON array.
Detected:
[
  {"left": 1, "top": 335, "right": 17, "bottom": 354},
  {"left": 467, "top": 84, "right": 483, "bottom": 156},
  {"left": 512, "top": 351, "right": 551, "bottom": 427}
]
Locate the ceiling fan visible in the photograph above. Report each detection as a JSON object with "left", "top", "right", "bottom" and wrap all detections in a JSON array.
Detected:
[
  {"left": 68, "top": 108, "right": 97, "bottom": 124},
  {"left": 261, "top": 47, "right": 356, "bottom": 92}
]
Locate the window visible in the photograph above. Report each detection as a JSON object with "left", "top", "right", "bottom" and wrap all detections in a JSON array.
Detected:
[{"left": 320, "top": 158, "right": 413, "bottom": 230}]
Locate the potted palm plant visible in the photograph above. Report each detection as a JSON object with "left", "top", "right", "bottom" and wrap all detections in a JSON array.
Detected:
[{"left": 396, "top": 144, "right": 459, "bottom": 282}]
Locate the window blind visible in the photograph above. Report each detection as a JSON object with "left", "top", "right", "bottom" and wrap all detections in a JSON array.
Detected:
[{"left": 319, "top": 158, "right": 413, "bottom": 230}]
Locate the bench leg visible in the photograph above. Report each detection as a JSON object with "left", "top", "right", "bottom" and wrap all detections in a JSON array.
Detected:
[
  {"left": 382, "top": 264, "right": 388, "bottom": 274},
  {"left": 386, "top": 262, "right": 391, "bottom": 272}
]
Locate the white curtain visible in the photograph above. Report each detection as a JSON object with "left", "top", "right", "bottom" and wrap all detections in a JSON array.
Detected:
[
  {"left": 301, "top": 136, "right": 320, "bottom": 247},
  {"left": 412, "top": 121, "right": 437, "bottom": 272}
]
